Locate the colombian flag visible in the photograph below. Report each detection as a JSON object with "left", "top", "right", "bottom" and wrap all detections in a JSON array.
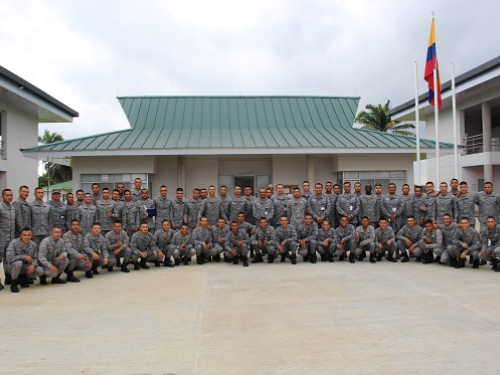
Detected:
[{"left": 424, "top": 18, "right": 442, "bottom": 109}]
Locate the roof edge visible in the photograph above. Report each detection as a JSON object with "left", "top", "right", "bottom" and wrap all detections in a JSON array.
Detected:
[{"left": 116, "top": 95, "right": 361, "bottom": 100}]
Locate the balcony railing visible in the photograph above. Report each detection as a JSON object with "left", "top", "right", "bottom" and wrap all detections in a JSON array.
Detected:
[{"left": 465, "top": 134, "right": 500, "bottom": 155}]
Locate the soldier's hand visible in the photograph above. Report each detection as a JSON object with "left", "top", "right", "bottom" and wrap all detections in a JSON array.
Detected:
[
  {"left": 323, "top": 240, "right": 328, "bottom": 247},
  {"left": 378, "top": 243, "right": 383, "bottom": 249},
  {"left": 50, "top": 266, "right": 58, "bottom": 274},
  {"left": 79, "top": 254, "right": 86, "bottom": 260},
  {"left": 251, "top": 229, "right": 256, "bottom": 234},
  {"left": 153, "top": 251, "right": 157, "bottom": 257},
  {"left": 230, "top": 250, "right": 237, "bottom": 257},
  {"left": 257, "top": 240, "right": 262, "bottom": 247},
  {"left": 25, "top": 255, "right": 33, "bottom": 263},
  {"left": 317, "top": 217, "right": 323, "bottom": 223},
  {"left": 117, "top": 240, "right": 123, "bottom": 247},
  {"left": 86, "top": 260, "right": 92, "bottom": 268},
  {"left": 103, "top": 258, "right": 109, "bottom": 266},
  {"left": 114, "top": 249, "right": 120, "bottom": 255},
  {"left": 421, "top": 242, "right": 427, "bottom": 249},
  {"left": 141, "top": 252, "right": 147, "bottom": 258},
  {"left": 461, "top": 243, "right": 469, "bottom": 249},
  {"left": 58, "top": 254, "right": 66, "bottom": 260},
  {"left": 236, "top": 241, "right": 243, "bottom": 246},
  {"left": 409, "top": 244, "right": 415, "bottom": 252},
  {"left": 27, "top": 264, "right": 35, "bottom": 274},
  {"left": 207, "top": 225, "right": 212, "bottom": 230},
  {"left": 264, "top": 239, "right": 269, "bottom": 246},
  {"left": 92, "top": 253, "right": 100, "bottom": 260},
  {"left": 107, "top": 212, "right": 113, "bottom": 218},
  {"left": 481, "top": 250, "right": 486, "bottom": 256},
  {"left": 460, "top": 252, "right": 467, "bottom": 259},
  {"left": 424, "top": 237, "right": 431, "bottom": 243}
]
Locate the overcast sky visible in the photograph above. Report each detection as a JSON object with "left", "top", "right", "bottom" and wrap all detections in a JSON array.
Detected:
[{"left": 1, "top": 0, "right": 498, "bottom": 142}]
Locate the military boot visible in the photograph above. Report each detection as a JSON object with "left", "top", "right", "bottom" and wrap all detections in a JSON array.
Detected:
[
  {"left": 369, "top": 253, "right": 376, "bottom": 263},
  {"left": 10, "top": 279, "right": 19, "bottom": 293},
  {"left": 121, "top": 262, "right": 130, "bottom": 273},
  {"left": 139, "top": 258, "right": 150, "bottom": 269},
  {"left": 92, "top": 264, "right": 100, "bottom": 275},
  {"left": 348, "top": 252, "right": 355, "bottom": 264},
  {"left": 242, "top": 255, "right": 249, "bottom": 267},
  {"left": 472, "top": 258, "right": 479, "bottom": 269},
  {"left": 66, "top": 271, "right": 81, "bottom": 282},
  {"left": 400, "top": 251, "right": 409, "bottom": 263},
  {"left": 291, "top": 254, "right": 297, "bottom": 265}
]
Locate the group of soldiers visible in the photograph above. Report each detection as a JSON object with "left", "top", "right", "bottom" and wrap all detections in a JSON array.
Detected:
[{"left": 1, "top": 177, "right": 500, "bottom": 294}]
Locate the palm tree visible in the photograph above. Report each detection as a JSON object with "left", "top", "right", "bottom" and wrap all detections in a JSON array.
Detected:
[
  {"left": 355, "top": 100, "right": 416, "bottom": 136},
  {"left": 38, "top": 130, "right": 72, "bottom": 185}
]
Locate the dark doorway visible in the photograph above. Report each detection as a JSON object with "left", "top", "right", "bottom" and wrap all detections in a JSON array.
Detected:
[{"left": 234, "top": 176, "right": 254, "bottom": 193}]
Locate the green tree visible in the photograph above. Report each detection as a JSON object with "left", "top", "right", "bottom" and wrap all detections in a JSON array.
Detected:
[
  {"left": 38, "top": 130, "right": 72, "bottom": 185},
  {"left": 355, "top": 100, "right": 416, "bottom": 136}
]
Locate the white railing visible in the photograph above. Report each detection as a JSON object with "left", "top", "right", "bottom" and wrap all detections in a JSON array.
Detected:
[{"left": 465, "top": 135, "right": 500, "bottom": 154}]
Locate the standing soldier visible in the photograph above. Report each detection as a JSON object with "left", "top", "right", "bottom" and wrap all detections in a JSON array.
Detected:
[
  {"left": 75, "top": 189, "right": 85, "bottom": 206},
  {"left": 77, "top": 193, "right": 98, "bottom": 236},
  {"left": 171, "top": 188, "right": 187, "bottom": 230},
  {"left": 48, "top": 189, "right": 67, "bottom": 232},
  {"left": 243, "top": 186, "right": 256, "bottom": 224},
  {"left": 65, "top": 193, "right": 80, "bottom": 228},
  {"left": 116, "top": 184, "right": 125, "bottom": 200},
  {"left": 287, "top": 187, "right": 307, "bottom": 229},
  {"left": 456, "top": 181, "right": 476, "bottom": 226},
  {"left": 271, "top": 184, "right": 289, "bottom": 228},
  {"left": 435, "top": 182, "right": 458, "bottom": 224},
  {"left": 83, "top": 222, "right": 110, "bottom": 276},
  {"left": 170, "top": 223, "right": 195, "bottom": 266},
  {"left": 359, "top": 184, "right": 380, "bottom": 227},
  {"left": 275, "top": 216, "right": 299, "bottom": 264},
  {"left": 138, "top": 189, "right": 155, "bottom": 234},
  {"left": 308, "top": 183, "right": 331, "bottom": 227},
  {"left": 63, "top": 219, "right": 92, "bottom": 282},
  {"left": 198, "top": 185, "right": 227, "bottom": 227},
  {"left": 91, "top": 183, "right": 101, "bottom": 205},
  {"left": 400, "top": 184, "right": 413, "bottom": 224},
  {"left": 111, "top": 189, "right": 125, "bottom": 224},
  {"left": 317, "top": 220, "right": 336, "bottom": 262},
  {"left": 130, "top": 222, "right": 162, "bottom": 269},
  {"left": 452, "top": 217, "right": 481, "bottom": 269},
  {"left": 106, "top": 220, "right": 133, "bottom": 272},
  {"left": 355, "top": 216, "right": 376, "bottom": 263},
  {"left": 192, "top": 217, "right": 214, "bottom": 265},
  {"left": 474, "top": 181, "right": 499, "bottom": 230},
  {"left": 421, "top": 182, "right": 437, "bottom": 222},
  {"left": 225, "top": 221, "right": 250, "bottom": 267},
  {"left": 411, "top": 186, "right": 426, "bottom": 226},
  {"left": 480, "top": 216, "right": 500, "bottom": 272},
  {"left": 336, "top": 182, "right": 361, "bottom": 226},
  {"left": 219, "top": 185, "right": 231, "bottom": 216},
  {"left": 95, "top": 188, "right": 117, "bottom": 235},
  {"left": 30, "top": 187, "right": 50, "bottom": 246},
  {"left": 374, "top": 217, "right": 398, "bottom": 262},
  {"left": 0, "top": 189, "right": 15, "bottom": 287},
  {"left": 154, "top": 220, "right": 176, "bottom": 267},
  {"left": 227, "top": 186, "right": 249, "bottom": 223},
  {"left": 301, "top": 181, "right": 311, "bottom": 201},
  {"left": 335, "top": 216, "right": 357, "bottom": 263},
  {"left": 130, "top": 178, "right": 143, "bottom": 202},
  {"left": 396, "top": 216, "right": 422, "bottom": 263},
  {"left": 38, "top": 225, "right": 69, "bottom": 285},
  {"left": 252, "top": 188, "right": 274, "bottom": 224},
  {"left": 380, "top": 183, "right": 404, "bottom": 233},
  {"left": 6, "top": 227, "right": 44, "bottom": 293},
  {"left": 153, "top": 185, "right": 173, "bottom": 231},
  {"left": 186, "top": 188, "right": 202, "bottom": 230},
  {"left": 296, "top": 213, "right": 318, "bottom": 263},
  {"left": 13, "top": 185, "right": 31, "bottom": 238},
  {"left": 200, "top": 188, "right": 208, "bottom": 200},
  {"left": 449, "top": 178, "right": 459, "bottom": 195},
  {"left": 250, "top": 217, "right": 277, "bottom": 263},
  {"left": 122, "top": 190, "right": 140, "bottom": 237}
]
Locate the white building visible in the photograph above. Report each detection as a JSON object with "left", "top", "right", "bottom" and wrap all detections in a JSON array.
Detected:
[
  {"left": 0, "top": 65, "right": 78, "bottom": 191},
  {"left": 390, "top": 55, "right": 500, "bottom": 192},
  {"left": 22, "top": 96, "right": 453, "bottom": 194}
]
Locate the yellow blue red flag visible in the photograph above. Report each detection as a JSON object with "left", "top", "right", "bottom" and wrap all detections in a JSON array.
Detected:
[{"left": 424, "top": 18, "right": 442, "bottom": 109}]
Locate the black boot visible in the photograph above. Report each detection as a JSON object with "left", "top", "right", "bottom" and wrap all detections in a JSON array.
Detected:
[
  {"left": 339, "top": 253, "right": 346, "bottom": 261},
  {"left": 182, "top": 256, "right": 190, "bottom": 266},
  {"left": 5, "top": 273, "right": 12, "bottom": 285},
  {"left": 197, "top": 254, "right": 205, "bottom": 265},
  {"left": 242, "top": 255, "right": 249, "bottom": 267},
  {"left": 213, "top": 254, "right": 221, "bottom": 262},
  {"left": 66, "top": 271, "right": 81, "bottom": 282},
  {"left": 116, "top": 258, "right": 122, "bottom": 267},
  {"left": 10, "top": 279, "right": 19, "bottom": 293},
  {"left": 20, "top": 276, "right": 30, "bottom": 288},
  {"left": 134, "top": 262, "right": 141, "bottom": 270},
  {"left": 387, "top": 253, "right": 397, "bottom": 263},
  {"left": 268, "top": 254, "right": 275, "bottom": 264},
  {"left": 310, "top": 253, "right": 317, "bottom": 264},
  {"left": 139, "top": 258, "right": 150, "bottom": 269},
  {"left": 51, "top": 274, "right": 67, "bottom": 284},
  {"left": 250, "top": 249, "right": 255, "bottom": 258},
  {"left": 348, "top": 252, "right": 355, "bottom": 264},
  {"left": 492, "top": 258, "right": 500, "bottom": 271},
  {"left": 400, "top": 251, "right": 409, "bottom": 263},
  {"left": 175, "top": 258, "right": 180, "bottom": 266},
  {"left": 422, "top": 252, "right": 433, "bottom": 264},
  {"left": 433, "top": 255, "right": 441, "bottom": 263},
  {"left": 320, "top": 253, "right": 327, "bottom": 262},
  {"left": 154, "top": 260, "right": 161, "bottom": 267},
  {"left": 328, "top": 253, "right": 334, "bottom": 263},
  {"left": 232, "top": 256, "right": 239, "bottom": 265},
  {"left": 369, "top": 253, "right": 376, "bottom": 263},
  {"left": 107, "top": 265, "right": 114, "bottom": 272},
  {"left": 0, "top": 281, "right": 4, "bottom": 291},
  {"left": 85, "top": 270, "right": 94, "bottom": 279},
  {"left": 454, "top": 258, "right": 466, "bottom": 269},
  {"left": 251, "top": 254, "right": 263, "bottom": 264},
  {"left": 164, "top": 259, "right": 174, "bottom": 267},
  {"left": 472, "top": 258, "right": 479, "bottom": 269},
  {"left": 92, "top": 264, "right": 100, "bottom": 275},
  {"left": 121, "top": 262, "right": 130, "bottom": 273},
  {"left": 40, "top": 276, "right": 48, "bottom": 285},
  {"left": 377, "top": 253, "right": 383, "bottom": 261},
  {"left": 291, "top": 254, "right": 297, "bottom": 265},
  {"left": 450, "top": 257, "right": 457, "bottom": 268},
  {"left": 280, "top": 254, "right": 287, "bottom": 262}
]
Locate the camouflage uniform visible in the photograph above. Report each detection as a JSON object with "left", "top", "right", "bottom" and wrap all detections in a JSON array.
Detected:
[
  {"left": 63, "top": 232, "right": 92, "bottom": 272},
  {"left": 48, "top": 200, "right": 67, "bottom": 232},
  {"left": 227, "top": 196, "right": 250, "bottom": 223},
  {"left": 307, "top": 194, "right": 331, "bottom": 225},
  {"left": 252, "top": 198, "right": 274, "bottom": 223},
  {"left": 153, "top": 195, "right": 173, "bottom": 231},
  {"left": 435, "top": 193, "right": 458, "bottom": 223},
  {"left": 198, "top": 197, "right": 227, "bottom": 226},
  {"left": 12, "top": 197, "right": 31, "bottom": 238},
  {"left": 296, "top": 222, "right": 318, "bottom": 257},
  {"left": 186, "top": 197, "right": 202, "bottom": 229},
  {"left": 30, "top": 199, "right": 50, "bottom": 245},
  {"left": 77, "top": 204, "right": 98, "bottom": 236},
  {"left": 6, "top": 238, "right": 43, "bottom": 280},
  {"left": 336, "top": 193, "right": 361, "bottom": 225},
  {"left": 287, "top": 197, "right": 307, "bottom": 229},
  {"left": 106, "top": 229, "right": 134, "bottom": 266},
  {"left": 38, "top": 236, "right": 70, "bottom": 277},
  {"left": 271, "top": 195, "right": 290, "bottom": 227},
  {"left": 456, "top": 193, "right": 476, "bottom": 225},
  {"left": 474, "top": 192, "right": 500, "bottom": 230}
]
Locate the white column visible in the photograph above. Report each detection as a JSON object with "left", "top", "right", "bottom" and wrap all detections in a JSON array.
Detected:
[
  {"left": 177, "top": 156, "right": 186, "bottom": 190},
  {"left": 306, "top": 154, "right": 315, "bottom": 183},
  {"left": 482, "top": 102, "right": 493, "bottom": 183}
]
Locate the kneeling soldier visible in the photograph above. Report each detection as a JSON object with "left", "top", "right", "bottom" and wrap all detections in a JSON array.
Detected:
[
  {"left": 251, "top": 217, "right": 278, "bottom": 263},
  {"left": 480, "top": 216, "right": 500, "bottom": 272},
  {"left": 83, "top": 222, "right": 110, "bottom": 277},
  {"left": 38, "top": 225, "right": 69, "bottom": 285},
  {"left": 131, "top": 222, "right": 162, "bottom": 269},
  {"left": 452, "top": 217, "right": 481, "bottom": 269},
  {"left": 211, "top": 218, "right": 230, "bottom": 262},
  {"left": 355, "top": 216, "right": 376, "bottom": 263},
  {"left": 63, "top": 219, "right": 92, "bottom": 282},
  {"left": 317, "top": 220, "right": 336, "bottom": 262},
  {"left": 396, "top": 216, "right": 422, "bottom": 263},
  {"left": 192, "top": 217, "right": 214, "bottom": 265},
  {"left": 226, "top": 221, "right": 250, "bottom": 267},
  {"left": 154, "top": 220, "right": 175, "bottom": 267},
  {"left": 106, "top": 220, "right": 134, "bottom": 272},
  {"left": 275, "top": 216, "right": 299, "bottom": 264},
  {"left": 415, "top": 220, "right": 443, "bottom": 264},
  {"left": 297, "top": 214, "right": 319, "bottom": 263},
  {"left": 6, "top": 227, "right": 43, "bottom": 293},
  {"left": 335, "top": 216, "right": 357, "bottom": 263},
  {"left": 170, "top": 223, "right": 195, "bottom": 266},
  {"left": 374, "top": 217, "right": 397, "bottom": 262}
]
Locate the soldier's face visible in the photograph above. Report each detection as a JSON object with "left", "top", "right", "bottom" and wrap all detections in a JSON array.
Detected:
[
  {"left": 200, "top": 190, "right": 208, "bottom": 198},
  {"left": 267, "top": 184, "right": 274, "bottom": 192},
  {"left": 279, "top": 217, "right": 288, "bottom": 227},
  {"left": 102, "top": 190, "right": 110, "bottom": 200},
  {"left": 113, "top": 223, "right": 122, "bottom": 233},
  {"left": 343, "top": 184, "right": 351, "bottom": 194},
  {"left": 322, "top": 221, "right": 330, "bottom": 230},
  {"left": 193, "top": 190, "right": 200, "bottom": 199},
  {"left": 233, "top": 187, "right": 242, "bottom": 197},
  {"left": 388, "top": 185, "right": 396, "bottom": 194},
  {"left": 325, "top": 183, "right": 332, "bottom": 192},
  {"left": 20, "top": 230, "right": 32, "bottom": 244},
  {"left": 402, "top": 186, "right": 410, "bottom": 195},
  {"left": 124, "top": 192, "right": 132, "bottom": 201},
  {"left": 460, "top": 184, "right": 468, "bottom": 194},
  {"left": 460, "top": 220, "right": 470, "bottom": 230},
  {"left": 176, "top": 191, "right": 183, "bottom": 199},
  {"left": 315, "top": 185, "right": 323, "bottom": 195},
  {"left": 442, "top": 216, "right": 451, "bottom": 226},
  {"left": 160, "top": 187, "right": 167, "bottom": 197},
  {"left": 244, "top": 188, "right": 252, "bottom": 196},
  {"left": 117, "top": 185, "right": 125, "bottom": 193},
  {"left": 141, "top": 190, "right": 149, "bottom": 199},
  {"left": 439, "top": 184, "right": 448, "bottom": 194},
  {"left": 84, "top": 194, "right": 92, "bottom": 203},
  {"left": 259, "top": 189, "right": 266, "bottom": 199},
  {"left": 237, "top": 214, "right": 245, "bottom": 223},
  {"left": 162, "top": 221, "right": 170, "bottom": 231},
  {"left": 302, "top": 183, "right": 310, "bottom": 192},
  {"left": 484, "top": 184, "right": 493, "bottom": 194},
  {"left": 91, "top": 225, "right": 100, "bottom": 235},
  {"left": 208, "top": 187, "right": 216, "bottom": 197},
  {"left": 220, "top": 187, "right": 227, "bottom": 197},
  {"left": 77, "top": 192, "right": 84, "bottom": 200},
  {"left": 231, "top": 223, "right": 239, "bottom": 232},
  {"left": 67, "top": 194, "right": 75, "bottom": 204},
  {"left": 51, "top": 228, "right": 62, "bottom": 240},
  {"left": 140, "top": 224, "right": 148, "bottom": 234},
  {"left": 134, "top": 179, "right": 142, "bottom": 189},
  {"left": 92, "top": 185, "right": 100, "bottom": 194},
  {"left": 200, "top": 218, "right": 208, "bottom": 228},
  {"left": 19, "top": 187, "right": 29, "bottom": 199},
  {"left": 71, "top": 221, "right": 81, "bottom": 233},
  {"left": 304, "top": 216, "right": 313, "bottom": 225},
  {"left": 112, "top": 191, "right": 120, "bottom": 200},
  {"left": 487, "top": 218, "right": 496, "bottom": 230},
  {"left": 51, "top": 193, "right": 61, "bottom": 202},
  {"left": 266, "top": 190, "right": 272, "bottom": 199},
  {"left": 450, "top": 180, "right": 459, "bottom": 190},
  {"left": 365, "top": 185, "right": 372, "bottom": 194},
  {"left": 407, "top": 218, "right": 416, "bottom": 227},
  {"left": 333, "top": 186, "right": 340, "bottom": 194},
  {"left": 340, "top": 217, "right": 348, "bottom": 228},
  {"left": 425, "top": 223, "right": 433, "bottom": 232},
  {"left": 354, "top": 183, "right": 361, "bottom": 193},
  {"left": 259, "top": 220, "right": 268, "bottom": 229},
  {"left": 414, "top": 188, "right": 422, "bottom": 197},
  {"left": 379, "top": 220, "right": 388, "bottom": 230},
  {"left": 425, "top": 184, "right": 434, "bottom": 193},
  {"left": 293, "top": 189, "right": 301, "bottom": 198},
  {"left": 375, "top": 186, "right": 382, "bottom": 195},
  {"left": 180, "top": 226, "right": 189, "bottom": 235},
  {"left": 217, "top": 219, "right": 225, "bottom": 228},
  {"left": 361, "top": 218, "right": 369, "bottom": 228},
  {"left": 277, "top": 185, "right": 284, "bottom": 195}
]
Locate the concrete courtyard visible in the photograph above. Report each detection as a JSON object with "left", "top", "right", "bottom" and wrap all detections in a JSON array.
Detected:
[{"left": 1, "top": 258, "right": 500, "bottom": 375}]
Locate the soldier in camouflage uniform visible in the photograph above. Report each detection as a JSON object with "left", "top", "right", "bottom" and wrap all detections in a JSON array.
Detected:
[
  {"left": 301, "top": 181, "right": 311, "bottom": 201},
  {"left": 374, "top": 217, "right": 398, "bottom": 262},
  {"left": 396, "top": 216, "right": 422, "bottom": 263},
  {"left": 474, "top": 182, "right": 499, "bottom": 230},
  {"left": 65, "top": 193, "right": 80, "bottom": 229},
  {"left": 38, "top": 225, "right": 69, "bottom": 285},
  {"left": 137, "top": 189, "right": 154, "bottom": 234},
  {"left": 359, "top": 184, "right": 380, "bottom": 227},
  {"left": 452, "top": 217, "right": 482, "bottom": 269},
  {"left": 83, "top": 222, "right": 110, "bottom": 276},
  {"left": 317, "top": 220, "right": 336, "bottom": 262},
  {"left": 130, "top": 178, "right": 143, "bottom": 202},
  {"left": 435, "top": 182, "right": 458, "bottom": 224},
  {"left": 308, "top": 183, "right": 331, "bottom": 227},
  {"left": 192, "top": 217, "right": 214, "bottom": 264},
  {"left": 480, "top": 216, "right": 500, "bottom": 272},
  {"left": 211, "top": 218, "right": 230, "bottom": 260},
  {"left": 271, "top": 184, "right": 290, "bottom": 228},
  {"left": 77, "top": 193, "right": 98, "bottom": 236},
  {"left": 95, "top": 188, "right": 117, "bottom": 235},
  {"left": 227, "top": 186, "right": 249, "bottom": 223},
  {"left": 6, "top": 228, "right": 43, "bottom": 293},
  {"left": 130, "top": 222, "right": 162, "bottom": 269},
  {"left": 111, "top": 189, "right": 125, "bottom": 224},
  {"left": 275, "top": 216, "right": 298, "bottom": 264},
  {"left": 380, "top": 183, "right": 405, "bottom": 233},
  {"left": 243, "top": 186, "right": 256, "bottom": 224},
  {"left": 48, "top": 189, "right": 67, "bottom": 232},
  {"left": 421, "top": 182, "right": 437, "bottom": 222},
  {"left": 106, "top": 220, "right": 134, "bottom": 272},
  {"left": 13, "top": 185, "right": 30, "bottom": 238},
  {"left": 250, "top": 217, "right": 277, "bottom": 263},
  {"left": 336, "top": 182, "right": 361, "bottom": 226},
  {"left": 154, "top": 220, "right": 176, "bottom": 267},
  {"left": 63, "top": 219, "right": 92, "bottom": 282},
  {"left": 30, "top": 187, "right": 51, "bottom": 246},
  {"left": 456, "top": 182, "right": 476, "bottom": 225},
  {"left": 122, "top": 190, "right": 140, "bottom": 237},
  {"left": 415, "top": 219, "right": 443, "bottom": 264},
  {"left": 1, "top": 189, "right": 16, "bottom": 287},
  {"left": 400, "top": 184, "right": 413, "bottom": 224},
  {"left": 439, "top": 214, "right": 460, "bottom": 266},
  {"left": 198, "top": 185, "right": 227, "bottom": 227},
  {"left": 153, "top": 185, "right": 173, "bottom": 231},
  {"left": 287, "top": 187, "right": 307, "bottom": 229},
  {"left": 225, "top": 221, "right": 250, "bottom": 267},
  {"left": 335, "top": 216, "right": 357, "bottom": 263},
  {"left": 252, "top": 188, "right": 274, "bottom": 223},
  {"left": 355, "top": 216, "right": 376, "bottom": 263},
  {"left": 171, "top": 188, "right": 187, "bottom": 230},
  {"left": 186, "top": 188, "right": 202, "bottom": 230},
  {"left": 170, "top": 223, "right": 195, "bottom": 266},
  {"left": 296, "top": 214, "right": 318, "bottom": 263},
  {"left": 410, "top": 186, "right": 426, "bottom": 226}
]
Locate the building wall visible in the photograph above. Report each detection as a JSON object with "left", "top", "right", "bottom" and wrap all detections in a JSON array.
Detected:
[
  {"left": 153, "top": 157, "right": 177, "bottom": 194},
  {"left": 0, "top": 106, "right": 38, "bottom": 191},
  {"left": 185, "top": 156, "right": 218, "bottom": 192},
  {"left": 272, "top": 155, "right": 307, "bottom": 185},
  {"left": 315, "top": 155, "right": 337, "bottom": 184}
]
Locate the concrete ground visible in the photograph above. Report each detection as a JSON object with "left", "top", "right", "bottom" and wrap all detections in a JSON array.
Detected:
[{"left": 1, "top": 257, "right": 500, "bottom": 375}]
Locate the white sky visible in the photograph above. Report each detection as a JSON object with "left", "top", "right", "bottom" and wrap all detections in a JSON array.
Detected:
[{"left": 1, "top": 0, "right": 498, "bottom": 141}]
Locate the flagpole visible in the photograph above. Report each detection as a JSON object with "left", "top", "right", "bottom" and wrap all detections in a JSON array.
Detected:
[
  {"left": 433, "top": 68, "right": 440, "bottom": 183},
  {"left": 451, "top": 62, "right": 458, "bottom": 179},
  {"left": 414, "top": 61, "right": 421, "bottom": 185}
]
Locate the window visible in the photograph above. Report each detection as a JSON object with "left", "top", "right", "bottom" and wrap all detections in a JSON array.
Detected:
[
  {"left": 81, "top": 174, "right": 151, "bottom": 194},
  {"left": 338, "top": 171, "right": 406, "bottom": 194}
]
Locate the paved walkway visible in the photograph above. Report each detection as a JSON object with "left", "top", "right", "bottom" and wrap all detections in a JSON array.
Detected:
[{"left": 1, "top": 259, "right": 500, "bottom": 374}]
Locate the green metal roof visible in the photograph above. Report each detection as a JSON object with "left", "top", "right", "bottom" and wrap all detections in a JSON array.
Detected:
[{"left": 21, "top": 96, "right": 454, "bottom": 154}]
